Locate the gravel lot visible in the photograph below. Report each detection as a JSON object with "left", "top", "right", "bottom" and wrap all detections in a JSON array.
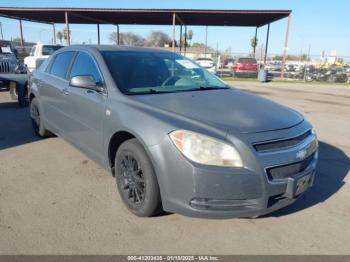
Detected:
[{"left": 0, "top": 82, "right": 349, "bottom": 254}]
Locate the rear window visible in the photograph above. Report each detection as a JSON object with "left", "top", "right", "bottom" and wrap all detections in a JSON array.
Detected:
[
  {"left": 42, "top": 45, "right": 63, "bottom": 56},
  {"left": 237, "top": 58, "right": 257, "bottom": 64},
  {"left": 49, "top": 51, "right": 75, "bottom": 79}
]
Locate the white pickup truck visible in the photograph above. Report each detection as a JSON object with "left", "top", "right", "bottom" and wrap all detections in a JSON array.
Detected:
[{"left": 24, "top": 44, "right": 62, "bottom": 72}]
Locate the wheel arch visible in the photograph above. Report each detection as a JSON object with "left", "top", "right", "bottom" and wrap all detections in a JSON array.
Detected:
[
  {"left": 29, "top": 92, "right": 36, "bottom": 102},
  {"left": 107, "top": 129, "right": 160, "bottom": 178},
  {"left": 108, "top": 130, "right": 137, "bottom": 176}
]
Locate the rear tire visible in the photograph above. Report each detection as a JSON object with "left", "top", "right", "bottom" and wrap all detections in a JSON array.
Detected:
[
  {"left": 30, "top": 97, "right": 53, "bottom": 137},
  {"left": 18, "top": 85, "right": 28, "bottom": 107},
  {"left": 115, "top": 139, "right": 162, "bottom": 217}
]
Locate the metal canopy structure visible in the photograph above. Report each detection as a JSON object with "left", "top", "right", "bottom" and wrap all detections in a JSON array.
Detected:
[
  {"left": 0, "top": 8, "right": 290, "bottom": 26},
  {"left": 0, "top": 7, "right": 292, "bottom": 77}
]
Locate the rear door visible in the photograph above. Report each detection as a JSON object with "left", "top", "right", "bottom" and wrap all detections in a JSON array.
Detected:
[
  {"left": 64, "top": 51, "right": 106, "bottom": 162},
  {"left": 39, "top": 51, "right": 76, "bottom": 134}
]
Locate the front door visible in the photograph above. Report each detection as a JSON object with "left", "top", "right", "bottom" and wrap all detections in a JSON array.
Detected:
[{"left": 65, "top": 51, "right": 106, "bottom": 163}]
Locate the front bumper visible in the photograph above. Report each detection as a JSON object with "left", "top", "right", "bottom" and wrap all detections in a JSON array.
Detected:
[{"left": 148, "top": 122, "right": 318, "bottom": 218}]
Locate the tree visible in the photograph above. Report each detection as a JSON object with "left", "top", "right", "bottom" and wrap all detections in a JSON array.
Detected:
[
  {"left": 109, "top": 32, "right": 146, "bottom": 46},
  {"left": 300, "top": 54, "right": 309, "bottom": 62},
  {"left": 180, "top": 30, "right": 193, "bottom": 47},
  {"left": 250, "top": 36, "right": 258, "bottom": 56},
  {"left": 191, "top": 42, "right": 214, "bottom": 52},
  {"left": 63, "top": 26, "right": 71, "bottom": 44},
  {"left": 191, "top": 42, "right": 206, "bottom": 48},
  {"left": 272, "top": 55, "right": 283, "bottom": 61},
  {"left": 187, "top": 30, "right": 193, "bottom": 46},
  {"left": 109, "top": 32, "right": 119, "bottom": 44},
  {"left": 146, "top": 31, "right": 171, "bottom": 47},
  {"left": 56, "top": 31, "right": 63, "bottom": 44},
  {"left": 12, "top": 37, "right": 24, "bottom": 43},
  {"left": 272, "top": 54, "right": 310, "bottom": 62}
]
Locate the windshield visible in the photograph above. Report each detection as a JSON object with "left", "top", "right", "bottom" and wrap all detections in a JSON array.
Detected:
[
  {"left": 42, "top": 45, "right": 62, "bottom": 56},
  {"left": 102, "top": 51, "right": 227, "bottom": 95}
]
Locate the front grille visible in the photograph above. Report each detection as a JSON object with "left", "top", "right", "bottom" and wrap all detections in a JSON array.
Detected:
[
  {"left": 266, "top": 152, "right": 315, "bottom": 180},
  {"left": 254, "top": 130, "right": 311, "bottom": 152},
  {"left": 0, "top": 62, "right": 10, "bottom": 73}
]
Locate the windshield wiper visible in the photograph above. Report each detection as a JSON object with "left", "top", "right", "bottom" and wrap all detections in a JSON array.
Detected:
[
  {"left": 197, "top": 86, "right": 230, "bottom": 91},
  {"left": 125, "top": 88, "right": 169, "bottom": 95},
  {"left": 125, "top": 86, "right": 230, "bottom": 95}
]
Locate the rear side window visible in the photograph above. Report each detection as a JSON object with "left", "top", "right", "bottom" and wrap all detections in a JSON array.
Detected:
[
  {"left": 237, "top": 58, "right": 257, "bottom": 64},
  {"left": 50, "top": 51, "right": 75, "bottom": 79},
  {"left": 69, "top": 52, "right": 102, "bottom": 84},
  {"left": 30, "top": 46, "right": 36, "bottom": 56}
]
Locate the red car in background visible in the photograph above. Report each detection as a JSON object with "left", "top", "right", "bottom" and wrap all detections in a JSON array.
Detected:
[{"left": 231, "top": 57, "right": 259, "bottom": 77}]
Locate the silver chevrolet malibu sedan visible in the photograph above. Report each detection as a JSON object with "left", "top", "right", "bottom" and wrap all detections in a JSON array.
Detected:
[{"left": 28, "top": 45, "right": 318, "bottom": 218}]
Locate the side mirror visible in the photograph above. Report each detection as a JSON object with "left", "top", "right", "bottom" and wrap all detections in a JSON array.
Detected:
[{"left": 69, "top": 75, "right": 104, "bottom": 92}]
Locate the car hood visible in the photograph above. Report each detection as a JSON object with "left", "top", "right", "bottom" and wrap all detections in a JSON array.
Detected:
[{"left": 132, "top": 89, "right": 303, "bottom": 134}]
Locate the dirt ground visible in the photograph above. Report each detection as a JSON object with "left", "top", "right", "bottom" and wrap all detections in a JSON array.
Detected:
[{"left": 0, "top": 82, "right": 349, "bottom": 254}]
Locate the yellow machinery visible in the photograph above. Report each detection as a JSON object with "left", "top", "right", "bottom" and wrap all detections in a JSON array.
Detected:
[{"left": 317, "top": 56, "right": 344, "bottom": 69}]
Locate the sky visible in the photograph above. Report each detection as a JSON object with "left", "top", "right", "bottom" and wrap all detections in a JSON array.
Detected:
[{"left": 0, "top": 0, "right": 349, "bottom": 58}]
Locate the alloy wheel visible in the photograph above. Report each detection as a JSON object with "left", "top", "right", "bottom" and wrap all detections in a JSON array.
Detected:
[
  {"left": 119, "top": 153, "right": 145, "bottom": 206},
  {"left": 30, "top": 103, "right": 40, "bottom": 133}
]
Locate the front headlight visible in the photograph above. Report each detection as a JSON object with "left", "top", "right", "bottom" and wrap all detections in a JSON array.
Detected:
[
  {"left": 311, "top": 128, "right": 317, "bottom": 136},
  {"left": 311, "top": 128, "right": 319, "bottom": 147},
  {"left": 169, "top": 130, "right": 243, "bottom": 167}
]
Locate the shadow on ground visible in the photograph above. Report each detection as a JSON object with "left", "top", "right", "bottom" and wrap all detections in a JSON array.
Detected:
[
  {"left": 270, "top": 141, "right": 349, "bottom": 217},
  {"left": 0, "top": 101, "right": 39, "bottom": 150}
]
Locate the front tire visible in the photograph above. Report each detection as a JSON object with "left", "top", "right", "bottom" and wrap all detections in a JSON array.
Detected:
[
  {"left": 30, "top": 97, "right": 53, "bottom": 137},
  {"left": 115, "top": 139, "right": 162, "bottom": 217}
]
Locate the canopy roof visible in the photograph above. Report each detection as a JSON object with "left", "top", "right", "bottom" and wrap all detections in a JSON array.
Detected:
[{"left": 0, "top": 7, "right": 291, "bottom": 27}]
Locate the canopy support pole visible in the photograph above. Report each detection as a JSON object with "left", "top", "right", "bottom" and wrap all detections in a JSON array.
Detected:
[
  {"left": 52, "top": 23, "right": 56, "bottom": 44},
  {"left": 264, "top": 23, "right": 270, "bottom": 65},
  {"left": 281, "top": 14, "right": 291, "bottom": 79},
  {"left": 19, "top": 18, "right": 24, "bottom": 46},
  {"left": 65, "top": 11, "right": 70, "bottom": 46},
  {"left": 97, "top": 23, "right": 100, "bottom": 45},
  {"left": 184, "top": 25, "right": 187, "bottom": 55},
  {"left": 172, "top": 13, "right": 176, "bottom": 52},
  {"left": 205, "top": 25, "right": 208, "bottom": 56},
  {"left": 0, "top": 22, "right": 3, "bottom": 40},
  {"left": 117, "top": 25, "right": 120, "bottom": 45},
  {"left": 179, "top": 25, "right": 182, "bottom": 53},
  {"left": 253, "top": 27, "right": 258, "bottom": 58}
]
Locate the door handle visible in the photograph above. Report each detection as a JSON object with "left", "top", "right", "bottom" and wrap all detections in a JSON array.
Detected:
[{"left": 61, "top": 88, "right": 69, "bottom": 95}]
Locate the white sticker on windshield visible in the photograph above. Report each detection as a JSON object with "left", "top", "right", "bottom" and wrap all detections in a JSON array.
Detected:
[
  {"left": 1, "top": 46, "right": 12, "bottom": 53},
  {"left": 176, "top": 59, "right": 199, "bottom": 69}
]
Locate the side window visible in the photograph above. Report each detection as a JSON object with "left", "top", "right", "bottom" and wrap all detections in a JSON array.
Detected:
[
  {"left": 49, "top": 51, "right": 75, "bottom": 79},
  {"left": 69, "top": 52, "right": 102, "bottom": 85}
]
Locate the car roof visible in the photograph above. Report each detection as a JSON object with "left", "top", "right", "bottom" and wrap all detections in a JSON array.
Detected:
[
  {"left": 237, "top": 57, "right": 257, "bottom": 59},
  {"left": 59, "top": 45, "right": 174, "bottom": 54}
]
